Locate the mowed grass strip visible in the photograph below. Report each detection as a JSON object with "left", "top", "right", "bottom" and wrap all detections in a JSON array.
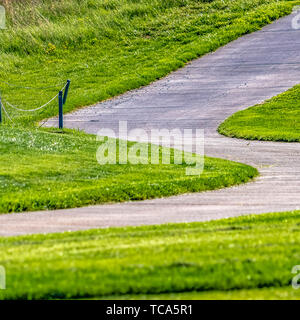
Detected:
[
  {"left": 99, "top": 286, "right": 300, "bottom": 300},
  {"left": 0, "top": 210, "right": 299, "bottom": 300},
  {"left": 0, "top": 0, "right": 298, "bottom": 125},
  {"left": 218, "top": 84, "right": 300, "bottom": 142},
  {"left": 0, "top": 126, "right": 257, "bottom": 213}
]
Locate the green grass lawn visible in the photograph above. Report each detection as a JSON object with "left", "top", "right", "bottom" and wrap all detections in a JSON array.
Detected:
[
  {"left": 218, "top": 84, "right": 300, "bottom": 142},
  {"left": 0, "top": 210, "right": 300, "bottom": 300},
  {"left": 99, "top": 286, "right": 300, "bottom": 300},
  {"left": 0, "top": 126, "right": 257, "bottom": 213}
]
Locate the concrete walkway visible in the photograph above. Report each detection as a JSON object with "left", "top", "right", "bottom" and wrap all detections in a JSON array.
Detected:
[{"left": 1, "top": 14, "right": 300, "bottom": 236}]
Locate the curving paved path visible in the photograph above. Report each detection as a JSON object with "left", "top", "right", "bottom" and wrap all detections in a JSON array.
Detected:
[{"left": 1, "top": 14, "right": 300, "bottom": 236}]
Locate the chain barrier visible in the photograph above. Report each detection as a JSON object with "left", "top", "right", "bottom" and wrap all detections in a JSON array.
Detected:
[
  {"left": 1, "top": 82, "right": 68, "bottom": 112},
  {"left": 0, "top": 80, "right": 70, "bottom": 128}
]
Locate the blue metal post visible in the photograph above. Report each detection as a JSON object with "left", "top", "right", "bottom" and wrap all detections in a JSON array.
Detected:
[
  {"left": 63, "top": 80, "right": 71, "bottom": 105},
  {"left": 59, "top": 91, "right": 63, "bottom": 129}
]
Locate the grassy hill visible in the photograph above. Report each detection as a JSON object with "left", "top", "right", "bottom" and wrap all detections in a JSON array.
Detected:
[{"left": 0, "top": 0, "right": 296, "bottom": 125}]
